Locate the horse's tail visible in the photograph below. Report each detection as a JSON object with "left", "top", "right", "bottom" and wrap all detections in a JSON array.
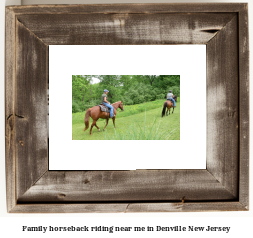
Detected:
[
  {"left": 162, "top": 102, "right": 167, "bottom": 117},
  {"left": 84, "top": 109, "right": 91, "bottom": 131}
]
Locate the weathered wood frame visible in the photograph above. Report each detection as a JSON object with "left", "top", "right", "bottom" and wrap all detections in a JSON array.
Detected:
[{"left": 5, "top": 4, "right": 249, "bottom": 213}]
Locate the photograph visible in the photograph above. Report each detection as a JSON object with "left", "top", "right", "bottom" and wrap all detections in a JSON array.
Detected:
[{"left": 72, "top": 75, "right": 180, "bottom": 140}]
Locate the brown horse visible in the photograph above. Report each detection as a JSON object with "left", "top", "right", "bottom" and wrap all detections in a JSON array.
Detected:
[
  {"left": 161, "top": 100, "right": 174, "bottom": 117},
  {"left": 84, "top": 101, "right": 124, "bottom": 135},
  {"left": 173, "top": 95, "right": 177, "bottom": 102}
]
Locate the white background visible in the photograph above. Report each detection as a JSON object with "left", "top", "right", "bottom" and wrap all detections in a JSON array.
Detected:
[
  {"left": 0, "top": 0, "right": 252, "bottom": 237},
  {"left": 49, "top": 45, "right": 206, "bottom": 170}
]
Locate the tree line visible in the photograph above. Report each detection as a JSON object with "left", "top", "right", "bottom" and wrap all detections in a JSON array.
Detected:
[{"left": 72, "top": 75, "right": 180, "bottom": 113}]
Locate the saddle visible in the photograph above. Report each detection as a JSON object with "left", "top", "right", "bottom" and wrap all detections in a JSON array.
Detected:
[
  {"left": 98, "top": 104, "right": 110, "bottom": 113},
  {"left": 167, "top": 98, "right": 173, "bottom": 102}
]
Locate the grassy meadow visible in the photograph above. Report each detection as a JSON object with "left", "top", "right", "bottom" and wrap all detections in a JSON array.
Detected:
[{"left": 72, "top": 99, "right": 180, "bottom": 140}]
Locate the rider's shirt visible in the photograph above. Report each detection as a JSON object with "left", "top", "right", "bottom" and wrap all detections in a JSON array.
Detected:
[
  {"left": 101, "top": 94, "right": 107, "bottom": 104},
  {"left": 167, "top": 93, "right": 173, "bottom": 99}
]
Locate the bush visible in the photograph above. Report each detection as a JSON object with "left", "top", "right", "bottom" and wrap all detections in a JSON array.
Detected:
[
  {"left": 167, "top": 86, "right": 180, "bottom": 97},
  {"left": 133, "top": 95, "right": 145, "bottom": 104},
  {"left": 144, "top": 94, "right": 152, "bottom": 102},
  {"left": 90, "top": 99, "right": 101, "bottom": 105},
  {"left": 72, "top": 101, "right": 81, "bottom": 113},
  {"left": 123, "top": 97, "right": 134, "bottom": 105},
  {"left": 156, "top": 93, "right": 165, "bottom": 100},
  {"left": 127, "top": 89, "right": 139, "bottom": 100},
  {"left": 148, "top": 91, "right": 156, "bottom": 101}
]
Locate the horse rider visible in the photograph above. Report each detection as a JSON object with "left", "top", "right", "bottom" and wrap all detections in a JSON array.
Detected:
[
  {"left": 101, "top": 89, "right": 115, "bottom": 118},
  {"left": 167, "top": 90, "right": 176, "bottom": 107}
]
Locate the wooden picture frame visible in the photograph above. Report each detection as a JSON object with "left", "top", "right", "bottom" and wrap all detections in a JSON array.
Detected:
[{"left": 5, "top": 3, "right": 249, "bottom": 213}]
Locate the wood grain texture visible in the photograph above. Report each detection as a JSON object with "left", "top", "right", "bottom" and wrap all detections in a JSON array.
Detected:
[
  {"left": 5, "top": 7, "right": 17, "bottom": 212},
  {"left": 5, "top": 3, "right": 249, "bottom": 213},
  {"left": 10, "top": 202, "right": 247, "bottom": 213},
  {"left": 7, "top": 3, "right": 246, "bottom": 15},
  {"left": 16, "top": 13, "right": 236, "bottom": 45},
  {"left": 18, "top": 170, "right": 236, "bottom": 202},
  {"left": 15, "top": 20, "right": 48, "bottom": 200},
  {"left": 238, "top": 4, "right": 249, "bottom": 208},
  {"left": 206, "top": 16, "right": 239, "bottom": 198},
  {"left": 125, "top": 202, "right": 248, "bottom": 213}
]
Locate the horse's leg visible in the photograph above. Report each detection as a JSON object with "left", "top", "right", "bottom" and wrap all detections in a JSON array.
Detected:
[
  {"left": 112, "top": 117, "right": 116, "bottom": 128},
  {"left": 166, "top": 108, "right": 168, "bottom": 116},
  {"left": 103, "top": 118, "right": 109, "bottom": 131},
  {"left": 172, "top": 107, "right": 174, "bottom": 114},
  {"left": 90, "top": 120, "right": 96, "bottom": 135},
  {"left": 94, "top": 123, "right": 100, "bottom": 132}
]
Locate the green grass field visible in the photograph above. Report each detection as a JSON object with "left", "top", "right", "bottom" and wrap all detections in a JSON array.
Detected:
[{"left": 72, "top": 99, "right": 180, "bottom": 140}]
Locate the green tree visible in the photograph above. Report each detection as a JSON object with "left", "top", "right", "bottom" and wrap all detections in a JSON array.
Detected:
[
  {"left": 97, "top": 75, "right": 121, "bottom": 101},
  {"left": 72, "top": 75, "right": 180, "bottom": 111},
  {"left": 72, "top": 75, "right": 90, "bottom": 101},
  {"left": 144, "top": 75, "right": 159, "bottom": 86}
]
